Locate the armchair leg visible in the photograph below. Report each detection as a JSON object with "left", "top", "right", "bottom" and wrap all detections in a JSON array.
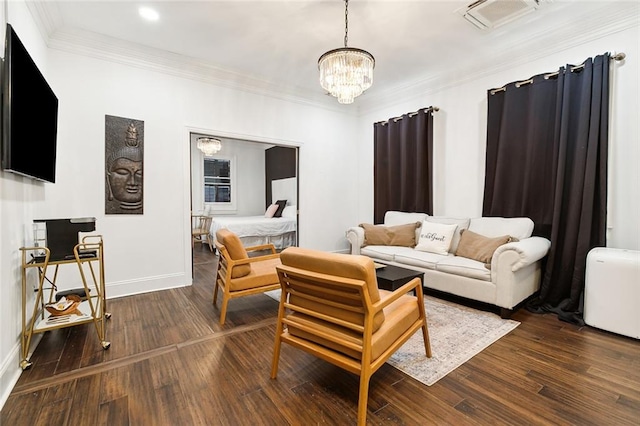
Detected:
[
  {"left": 357, "top": 373, "right": 371, "bottom": 426},
  {"left": 271, "top": 337, "right": 282, "bottom": 379},
  {"left": 219, "top": 297, "right": 229, "bottom": 325},
  {"left": 422, "top": 322, "right": 432, "bottom": 358}
]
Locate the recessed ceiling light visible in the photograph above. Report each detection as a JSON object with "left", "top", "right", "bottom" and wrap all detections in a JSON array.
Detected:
[{"left": 139, "top": 6, "right": 160, "bottom": 21}]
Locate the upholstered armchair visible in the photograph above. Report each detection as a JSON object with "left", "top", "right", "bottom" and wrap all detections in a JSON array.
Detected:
[
  {"left": 214, "top": 229, "right": 281, "bottom": 325},
  {"left": 271, "top": 247, "right": 431, "bottom": 426}
]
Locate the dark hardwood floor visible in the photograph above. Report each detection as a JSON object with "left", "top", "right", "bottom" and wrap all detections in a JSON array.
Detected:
[{"left": 2, "top": 244, "right": 639, "bottom": 425}]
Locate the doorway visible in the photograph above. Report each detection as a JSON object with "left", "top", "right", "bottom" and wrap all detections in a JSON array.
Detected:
[{"left": 188, "top": 131, "right": 299, "bottom": 270}]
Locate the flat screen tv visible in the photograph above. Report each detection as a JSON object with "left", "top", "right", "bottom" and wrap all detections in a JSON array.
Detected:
[{"left": 1, "top": 23, "right": 58, "bottom": 183}]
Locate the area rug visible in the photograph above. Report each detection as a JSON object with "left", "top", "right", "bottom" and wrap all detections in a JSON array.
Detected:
[{"left": 264, "top": 290, "right": 519, "bottom": 386}]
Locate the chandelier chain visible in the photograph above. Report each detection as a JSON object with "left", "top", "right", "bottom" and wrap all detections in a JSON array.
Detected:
[
  {"left": 318, "top": 0, "right": 374, "bottom": 104},
  {"left": 344, "top": 0, "right": 349, "bottom": 48}
]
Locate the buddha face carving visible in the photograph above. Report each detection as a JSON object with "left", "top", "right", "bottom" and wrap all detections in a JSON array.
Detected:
[
  {"left": 105, "top": 118, "right": 144, "bottom": 214},
  {"left": 107, "top": 157, "right": 143, "bottom": 207}
]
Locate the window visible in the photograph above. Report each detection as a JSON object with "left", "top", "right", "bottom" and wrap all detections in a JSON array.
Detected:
[{"left": 204, "top": 158, "right": 231, "bottom": 203}]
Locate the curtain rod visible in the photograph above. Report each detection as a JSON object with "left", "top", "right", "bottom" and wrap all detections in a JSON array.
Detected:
[
  {"left": 490, "top": 52, "right": 626, "bottom": 95},
  {"left": 376, "top": 106, "right": 439, "bottom": 126}
]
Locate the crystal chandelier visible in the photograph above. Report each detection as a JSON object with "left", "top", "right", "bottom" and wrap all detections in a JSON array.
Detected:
[
  {"left": 197, "top": 137, "right": 222, "bottom": 156},
  {"left": 318, "top": 0, "right": 374, "bottom": 104}
]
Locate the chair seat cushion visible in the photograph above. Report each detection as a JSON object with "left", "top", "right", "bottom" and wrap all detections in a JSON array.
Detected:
[
  {"left": 229, "top": 257, "right": 281, "bottom": 291},
  {"left": 287, "top": 291, "right": 420, "bottom": 361}
]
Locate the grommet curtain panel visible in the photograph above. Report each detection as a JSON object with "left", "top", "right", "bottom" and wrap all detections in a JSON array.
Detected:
[
  {"left": 483, "top": 54, "right": 610, "bottom": 322},
  {"left": 374, "top": 109, "right": 434, "bottom": 224}
]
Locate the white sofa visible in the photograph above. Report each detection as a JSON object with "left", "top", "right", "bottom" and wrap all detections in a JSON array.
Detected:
[{"left": 346, "top": 211, "right": 551, "bottom": 317}]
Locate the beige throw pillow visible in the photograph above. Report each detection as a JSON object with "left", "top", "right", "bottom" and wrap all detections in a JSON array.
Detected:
[
  {"left": 360, "top": 222, "right": 421, "bottom": 247},
  {"left": 455, "top": 229, "right": 513, "bottom": 264}
]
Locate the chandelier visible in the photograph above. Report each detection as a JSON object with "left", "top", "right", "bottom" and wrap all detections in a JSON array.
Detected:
[
  {"left": 318, "top": 0, "right": 375, "bottom": 104},
  {"left": 197, "top": 137, "right": 222, "bottom": 156}
]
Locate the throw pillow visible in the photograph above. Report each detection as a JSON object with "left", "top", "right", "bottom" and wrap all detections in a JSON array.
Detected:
[
  {"left": 424, "top": 216, "right": 470, "bottom": 253},
  {"left": 415, "top": 221, "right": 458, "bottom": 255},
  {"left": 264, "top": 204, "right": 278, "bottom": 218},
  {"left": 360, "top": 222, "right": 421, "bottom": 247},
  {"left": 273, "top": 200, "right": 287, "bottom": 218},
  {"left": 281, "top": 205, "right": 296, "bottom": 218},
  {"left": 455, "top": 229, "right": 513, "bottom": 264}
]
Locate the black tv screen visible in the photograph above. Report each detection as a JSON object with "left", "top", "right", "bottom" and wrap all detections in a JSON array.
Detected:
[{"left": 2, "top": 23, "right": 58, "bottom": 183}]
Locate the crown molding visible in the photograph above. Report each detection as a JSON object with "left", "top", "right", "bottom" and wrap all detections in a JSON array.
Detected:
[
  {"left": 356, "top": 2, "right": 639, "bottom": 116},
  {"left": 47, "top": 27, "right": 357, "bottom": 114},
  {"left": 24, "top": 0, "right": 63, "bottom": 42},
  {"left": 26, "top": 2, "right": 636, "bottom": 118},
  {"left": 26, "top": 3, "right": 356, "bottom": 115}
]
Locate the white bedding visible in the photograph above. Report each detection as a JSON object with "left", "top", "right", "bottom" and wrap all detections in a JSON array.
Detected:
[
  {"left": 210, "top": 215, "right": 297, "bottom": 249},
  {"left": 211, "top": 216, "right": 296, "bottom": 238}
]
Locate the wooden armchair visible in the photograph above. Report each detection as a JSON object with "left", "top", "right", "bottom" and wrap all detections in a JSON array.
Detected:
[
  {"left": 214, "top": 228, "right": 281, "bottom": 325},
  {"left": 192, "top": 215, "right": 214, "bottom": 252},
  {"left": 271, "top": 247, "right": 431, "bottom": 426}
]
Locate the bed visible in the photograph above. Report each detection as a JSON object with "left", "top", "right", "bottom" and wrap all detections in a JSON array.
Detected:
[
  {"left": 209, "top": 177, "right": 297, "bottom": 249},
  {"left": 210, "top": 215, "right": 297, "bottom": 249}
]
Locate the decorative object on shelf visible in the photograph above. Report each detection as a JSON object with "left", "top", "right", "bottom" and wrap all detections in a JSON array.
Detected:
[
  {"left": 105, "top": 115, "right": 144, "bottom": 214},
  {"left": 45, "top": 295, "right": 82, "bottom": 316},
  {"left": 318, "top": 0, "right": 375, "bottom": 104},
  {"left": 197, "top": 137, "right": 222, "bottom": 156}
]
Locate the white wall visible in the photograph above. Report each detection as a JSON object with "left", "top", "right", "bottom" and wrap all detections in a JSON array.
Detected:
[
  {"left": 0, "top": 1, "right": 360, "bottom": 407},
  {"left": 356, "top": 25, "right": 640, "bottom": 252},
  {"left": 190, "top": 138, "right": 268, "bottom": 216},
  {"left": 0, "top": 0, "right": 56, "bottom": 408}
]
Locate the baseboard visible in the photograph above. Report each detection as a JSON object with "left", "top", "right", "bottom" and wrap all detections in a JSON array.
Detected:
[
  {"left": 105, "top": 272, "right": 190, "bottom": 299},
  {"left": 0, "top": 334, "right": 43, "bottom": 411}
]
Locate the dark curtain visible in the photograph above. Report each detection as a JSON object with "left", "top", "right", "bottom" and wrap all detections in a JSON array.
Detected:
[
  {"left": 483, "top": 54, "right": 610, "bottom": 323},
  {"left": 373, "top": 108, "right": 434, "bottom": 224}
]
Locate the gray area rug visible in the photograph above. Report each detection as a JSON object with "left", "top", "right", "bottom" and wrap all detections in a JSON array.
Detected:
[{"left": 264, "top": 290, "right": 520, "bottom": 386}]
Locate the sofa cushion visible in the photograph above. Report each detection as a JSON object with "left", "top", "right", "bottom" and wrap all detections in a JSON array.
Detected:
[
  {"left": 435, "top": 256, "right": 491, "bottom": 281},
  {"left": 361, "top": 245, "right": 399, "bottom": 261},
  {"left": 455, "top": 229, "right": 513, "bottom": 264},
  {"left": 468, "top": 217, "right": 533, "bottom": 240},
  {"left": 415, "top": 221, "right": 458, "bottom": 255},
  {"left": 394, "top": 249, "right": 449, "bottom": 270},
  {"left": 424, "top": 216, "right": 470, "bottom": 253},
  {"left": 383, "top": 211, "right": 428, "bottom": 226},
  {"left": 360, "top": 222, "right": 420, "bottom": 247}
]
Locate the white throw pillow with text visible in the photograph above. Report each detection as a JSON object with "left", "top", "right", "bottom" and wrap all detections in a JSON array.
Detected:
[{"left": 415, "top": 221, "right": 458, "bottom": 255}]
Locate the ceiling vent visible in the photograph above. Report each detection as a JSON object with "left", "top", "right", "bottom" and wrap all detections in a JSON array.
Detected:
[{"left": 457, "top": 0, "right": 546, "bottom": 30}]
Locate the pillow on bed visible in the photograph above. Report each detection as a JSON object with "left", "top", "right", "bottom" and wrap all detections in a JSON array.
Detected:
[
  {"left": 273, "top": 200, "right": 287, "bottom": 218},
  {"left": 265, "top": 204, "right": 278, "bottom": 218},
  {"left": 282, "top": 205, "right": 296, "bottom": 218}
]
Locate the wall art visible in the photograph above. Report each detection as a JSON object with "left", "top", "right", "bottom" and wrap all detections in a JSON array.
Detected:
[{"left": 105, "top": 115, "right": 144, "bottom": 215}]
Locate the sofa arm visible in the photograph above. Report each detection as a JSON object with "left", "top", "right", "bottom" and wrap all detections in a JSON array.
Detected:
[
  {"left": 491, "top": 237, "right": 551, "bottom": 272},
  {"left": 346, "top": 226, "right": 365, "bottom": 255}
]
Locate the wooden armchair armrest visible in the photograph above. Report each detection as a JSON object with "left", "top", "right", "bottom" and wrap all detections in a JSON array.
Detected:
[
  {"left": 244, "top": 243, "right": 277, "bottom": 254},
  {"left": 373, "top": 277, "right": 422, "bottom": 312},
  {"left": 229, "top": 253, "right": 280, "bottom": 267}
]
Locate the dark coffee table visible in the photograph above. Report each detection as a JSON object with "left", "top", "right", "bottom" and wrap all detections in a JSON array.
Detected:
[{"left": 375, "top": 264, "right": 424, "bottom": 293}]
